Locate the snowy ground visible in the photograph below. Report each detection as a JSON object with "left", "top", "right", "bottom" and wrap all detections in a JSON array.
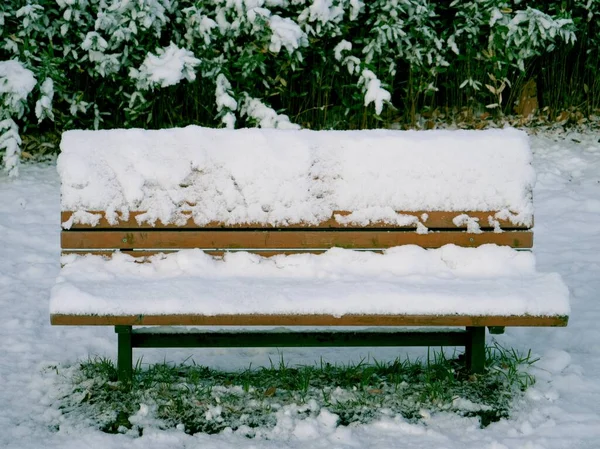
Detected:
[{"left": 1, "top": 129, "right": 599, "bottom": 448}]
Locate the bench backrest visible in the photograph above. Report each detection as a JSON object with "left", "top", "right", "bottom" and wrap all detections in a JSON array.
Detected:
[{"left": 58, "top": 126, "right": 535, "bottom": 257}]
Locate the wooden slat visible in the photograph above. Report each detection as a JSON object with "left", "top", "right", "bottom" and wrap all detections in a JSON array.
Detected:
[
  {"left": 50, "top": 313, "right": 568, "bottom": 327},
  {"left": 61, "top": 249, "right": 353, "bottom": 258},
  {"left": 62, "top": 250, "right": 176, "bottom": 258},
  {"left": 61, "top": 211, "right": 531, "bottom": 230},
  {"left": 61, "top": 230, "right": 533, "bottom": 250}
]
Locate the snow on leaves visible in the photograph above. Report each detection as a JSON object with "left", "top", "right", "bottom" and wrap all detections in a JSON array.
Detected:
[
  {"left": 0, "top": 60, "right": 37, "bottom": 177},
  {"left": 0, "top": 60, "right": 37, "bottom": 115},
  {"left": 269, "top": 15, "right": 308, "bottom": 55},
  {"left": 240, "top": 95, "right": 300, "bottom": 129},
  {"left": 215, "top": 74, "right": 238, "bottom": 129},
  {"left": 359, "top": 70, "right": 390, "bottom": 116},
  {"left": 130, "top": 43, "right": 201, "bottom": 90}
]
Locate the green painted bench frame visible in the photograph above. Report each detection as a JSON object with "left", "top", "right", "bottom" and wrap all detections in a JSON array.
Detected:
[{"left": 114, "top": 326, "right": 489, "bottom": 382}]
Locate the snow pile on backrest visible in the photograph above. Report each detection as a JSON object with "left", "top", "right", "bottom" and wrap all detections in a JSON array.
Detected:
[{"left": 58, "top": 126, "right": 534, "bottom": 226}]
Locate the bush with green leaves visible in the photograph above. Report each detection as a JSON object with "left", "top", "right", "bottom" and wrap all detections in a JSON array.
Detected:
[{"left": 0, "top": 0, "right": 597, "bottom": 174}]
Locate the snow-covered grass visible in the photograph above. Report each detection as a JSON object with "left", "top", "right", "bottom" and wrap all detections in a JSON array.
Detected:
[
  {"left": 1, "top": 128, "right": 600, "bottom": 448},
  {"left": 61, "top": 344, "right": 537, "bottom": 436}
]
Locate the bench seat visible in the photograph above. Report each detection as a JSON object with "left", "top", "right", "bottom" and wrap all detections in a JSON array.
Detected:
[{"left": 51, "top": 246, "right": 569, "bottom": 326}]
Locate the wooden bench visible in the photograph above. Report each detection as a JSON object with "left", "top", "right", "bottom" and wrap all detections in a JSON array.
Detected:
[{"left": 50, "top": 126, "right": 569, "bottom": 383}]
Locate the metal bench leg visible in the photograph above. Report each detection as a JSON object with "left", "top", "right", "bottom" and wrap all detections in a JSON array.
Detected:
[
  {"left": 115, "top": 326, "right": 133, "bottom": 383},
  {"left": 465, "top": 326, "right": 486, "bottom": 374}
]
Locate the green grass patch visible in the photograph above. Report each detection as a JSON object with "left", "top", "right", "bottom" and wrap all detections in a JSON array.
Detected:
[{"left": 59, "top": 343, "right": 537, "bottom": 436}]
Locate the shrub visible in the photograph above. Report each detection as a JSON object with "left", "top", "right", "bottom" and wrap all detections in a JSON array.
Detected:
[{"left": 0, "top": 0, "right": 596, "bottom": 174}]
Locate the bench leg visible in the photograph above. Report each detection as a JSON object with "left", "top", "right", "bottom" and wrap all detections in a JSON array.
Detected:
[
  {"left": 465, "top": 326, "right": 486, "bottom": 374},
  {"left": 115, "top": 326, "right": 133, "bottom": 384}
]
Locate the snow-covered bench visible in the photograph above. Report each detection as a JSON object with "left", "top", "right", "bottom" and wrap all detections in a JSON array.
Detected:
[{"left": 50, "top": 126, "right": 569, "bottom": 383}]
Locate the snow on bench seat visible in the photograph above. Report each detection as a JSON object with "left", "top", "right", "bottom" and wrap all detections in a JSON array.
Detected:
[
  {"left": 58, "top": 126, "right": 535, "bottom": 228},
  {"left": 50, "top": 245, "right": 569, "bottom": 320}
]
